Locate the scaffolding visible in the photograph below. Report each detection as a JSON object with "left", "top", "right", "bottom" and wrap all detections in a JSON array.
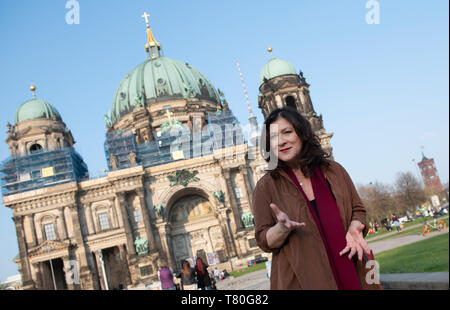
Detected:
[
  {"left": 0, "top": 148, "right": 89, "bottom": 196},
  {"left": 104, "top": 110, "right": 245, "bottom": 171}
]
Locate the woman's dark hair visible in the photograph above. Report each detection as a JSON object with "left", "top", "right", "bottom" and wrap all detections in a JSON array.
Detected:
[
  {"left": 182, "top": 260, "right": 191, "bottom": 276},
  {"left": 195, "top": 257, "right": 206, "bottom": 276},
  {"left": 263, "top": 106, "right": 330, "bottom": 177}
]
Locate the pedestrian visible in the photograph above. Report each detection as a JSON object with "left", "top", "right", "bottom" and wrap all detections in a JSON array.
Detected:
[
  {"left": 392, "top": 214, "right": 401, "bottom": 232},
  {"left": 157, "top": 259, "right": 176, "bottom": 290},
  {"left": 213, "top": 268, "right": 221, "bottom": 281},
  {"left": 252, "top": 107, "right": 382, "bottom": 290},
  {"left": 177, "top": 260, "right": 197, "bottom": 290},
  {"left": 222, "top": 269, "right": 230, "bottom": 279},
  {"left": 194, "top": 257, "right": 213, "bottom": 290}
]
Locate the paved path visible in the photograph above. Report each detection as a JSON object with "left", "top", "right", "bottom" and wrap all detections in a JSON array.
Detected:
[
  {"left": 370, "top": 228, "right": 448, "bottom": 254},
  {"left": 215, "top": 229, "right": 449, "bottom": 290}
]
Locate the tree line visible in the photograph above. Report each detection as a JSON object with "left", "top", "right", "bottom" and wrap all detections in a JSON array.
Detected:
[{"left": 357, "top": 171, "right": 448, "bottom": 226}]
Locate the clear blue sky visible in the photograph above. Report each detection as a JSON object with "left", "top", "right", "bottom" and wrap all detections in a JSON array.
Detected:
[{"left": 0, "top": 0, "right": 448, "bottom": 281}]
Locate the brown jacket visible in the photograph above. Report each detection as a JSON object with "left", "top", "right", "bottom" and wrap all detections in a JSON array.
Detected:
[{"left": 252, "top": 161, "right": 382, "bottom": 290}]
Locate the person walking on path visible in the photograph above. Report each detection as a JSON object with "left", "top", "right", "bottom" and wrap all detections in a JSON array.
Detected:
[
  {"left": 177, "top": 260, "right": 197, "bottom": 290},
  {"left": 195, "top": 257, "right": 213, "bottom": 290},
  {"left": 213, "top": 268, "right": 221, "bottom": 281},
  {"left": 252, "top": 107, "right": 382, "bottom": 290},
  {"left": 392, "top": 215, "right": 402, "bottom": 232},
  {"left": 157, "top": 259, "right": 176, "bottom": 290}
]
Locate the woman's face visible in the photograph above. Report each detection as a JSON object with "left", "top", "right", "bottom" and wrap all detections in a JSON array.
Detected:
[{"left": 269, "top": 116, "right": 302, "bottom": 166}]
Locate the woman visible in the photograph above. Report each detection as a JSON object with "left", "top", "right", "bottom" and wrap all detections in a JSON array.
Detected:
[
  {"left": 253, "top": 107, "right": 382, "bottom": 290},
  {"left": 194, "top": 257, "right": 213, "bottom": 290},
  {"left": 177, "top": 260, "right": 197, "bottom": 290},
  {"left": 157, "top": 259, "right": 176, "bottom": 290}
]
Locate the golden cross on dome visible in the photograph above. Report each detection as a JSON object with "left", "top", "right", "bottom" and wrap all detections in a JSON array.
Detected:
[{"left": 141, "top": 12, "right": 150, "bottom": 26}]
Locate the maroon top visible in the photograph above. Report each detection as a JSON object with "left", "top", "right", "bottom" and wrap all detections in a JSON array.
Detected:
[{"left": 286, "top": 166, "right": 361, "bottom": 290}]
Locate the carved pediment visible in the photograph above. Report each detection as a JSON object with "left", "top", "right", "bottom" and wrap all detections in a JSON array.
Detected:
[
  {"left": 28, "top": 240, "right": 72, "bottom": 257},
  {"left": 19, "top": 127, "right": 48, "bottom": 138}
]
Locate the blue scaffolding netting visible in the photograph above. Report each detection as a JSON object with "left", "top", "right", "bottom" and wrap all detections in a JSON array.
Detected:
[
  {"left": 0, "top": 110, "right": 244, "bottom": 196},
  {"left": 104, "top": 110, "right": 245, "bottom": 171},
  {"left": 0, "top": 147, "right": 89, "bottom": 196}
]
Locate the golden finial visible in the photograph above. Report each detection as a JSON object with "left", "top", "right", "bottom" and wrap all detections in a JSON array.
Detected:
[
  {"left": 30, "top": 84, "right": 36, "bottom": 98},
  {"left": 141, "top": 11, "right": 161, "bottom": 58},
  {"left": 267, "top": 45, "right": 273, "bottom": 57}
]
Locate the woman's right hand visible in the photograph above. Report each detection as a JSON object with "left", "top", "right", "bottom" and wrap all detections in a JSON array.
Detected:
[
  {"left": 270, "top": 203, "right": 305, "bottom": 232},
  {"left": 266, "top": 203, "right": 305, "bottom": 249}
]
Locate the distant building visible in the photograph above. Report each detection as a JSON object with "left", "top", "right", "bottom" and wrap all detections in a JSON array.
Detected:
[
  {"left": 417, "top": 152, "right": 443, "bottom": 194},
  {"left": 1, "top": 274, "right": 22, "bottom": 290}
]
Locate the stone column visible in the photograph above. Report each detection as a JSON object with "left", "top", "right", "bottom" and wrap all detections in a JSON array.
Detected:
[
  {"left": 115, "top": 192, "right": 136, "bottom": 256},
  {"left": 85, "top": 203, "right": 95, "bottom": 235},
  {"left": 136, "top": 188, "right": 156, "bottom": 252},
  {"left": 12, "top": 215, "right": 35, "bottom": 289},
  {"left": 68, "top": 204, "right": 95, "bottom": 289},
  {"left": 27, "top": 214, "right": 38, "bottom": 247},
  {"left": 118, "top": 244, "right": 132, "bottom": 286},
  {"left": 223, "top": 169, "right": 244, "bottom": 231},
  {"left": 239, "top": 165, "right": 253, "bottom": 211},
  {"left": 58, "top": 207, "right": 68, "bottom": 240},
  {"left": 156, "top": 222, "right": 174, "bottom": 268},
  {"left": 218, "top": 209, "right": 237, "bottom": 258},
  {"left": 33, "top": 263, "right": 43, "bottom": 289}
]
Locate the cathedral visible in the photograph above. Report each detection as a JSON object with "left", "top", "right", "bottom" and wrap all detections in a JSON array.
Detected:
[{"left": 1, "top": 13, "right": 333, "bottom": 290}]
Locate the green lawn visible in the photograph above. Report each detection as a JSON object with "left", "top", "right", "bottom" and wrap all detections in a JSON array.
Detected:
[
  {"left": 229, "top": 262, "right": 267, "bottom": 278},
  {"left": 376, "top": 233, "right": 449, "bottom": 274}
]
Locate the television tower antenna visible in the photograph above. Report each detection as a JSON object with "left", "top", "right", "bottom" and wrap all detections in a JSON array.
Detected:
[{"left": 235, "top": 60, "right": 254, "bottom": 117}]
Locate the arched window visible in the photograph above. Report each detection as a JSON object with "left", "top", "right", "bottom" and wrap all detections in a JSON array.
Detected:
[
  {"left": 285, "top": 96, "right": 296, "bottom": 109},
  {"left": 30, "top": 144, "right": 43, "bottom": 153}
]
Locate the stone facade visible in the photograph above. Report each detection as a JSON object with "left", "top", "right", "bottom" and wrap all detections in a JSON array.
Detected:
[{"left": 3, "top": 141, "right": 268, "bottom": 289}]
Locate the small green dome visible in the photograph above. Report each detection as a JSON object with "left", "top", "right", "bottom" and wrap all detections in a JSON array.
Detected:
[
  {"left": 259, "top": 58, "right": 297, "bottom": 85},
  {"left": 14, "top": 98, "right": 62, "bottom": 124},
  {"left": 108, "top": 56, "right": 220, "bottom": 125}
]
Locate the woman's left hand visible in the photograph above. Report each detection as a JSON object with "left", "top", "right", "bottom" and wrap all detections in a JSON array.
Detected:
[{"left": 339, "top": 220, "right": 372, "bottom": 261}]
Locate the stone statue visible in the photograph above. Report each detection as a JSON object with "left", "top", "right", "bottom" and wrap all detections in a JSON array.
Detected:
[
  {"left": 241, "top": 212, "right": 254, "bottom": 228},
  {"left": 109, "top": 154, "right": 118, "bottom": 170},
  {"left": 140, "top": 128, "right": 150, "bottom": 143},
  {"left": 214, "top": 190, "right": 225, "bottom": 203},
  {"left": 134, "top": 91, "right": 145, "bottom": 108},
  {"left": 168, "top": 170, "right": 199, "bottom": 187},
  {"left": 154, "top": 204, "right": 164, "bottom": 219},
  {"left": 6, "top": 122, "right": 14, "bottom": 139},
  {"left": 128, "top": 151, "right": 137, "bottom": 165},
  {"left": 104, "top": 114, "right": 112, "bottom": 128},
  {"left": 217, "top": 89, "right": 229, "bottom": 110},
  {"left": 134, "top": 236, "right": 149, "bottom": 255}
]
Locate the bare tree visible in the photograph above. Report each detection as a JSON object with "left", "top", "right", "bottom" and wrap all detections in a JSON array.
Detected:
[
  {"left": 394, "top": 172, "right": 426, "bottom": 214},
  {"left": 358, "top": 181, "right": 396, "bottom": 225}
]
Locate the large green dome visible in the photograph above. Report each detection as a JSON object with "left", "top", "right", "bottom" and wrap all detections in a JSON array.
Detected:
[
  {"left": 14, "top": 98, "right": 62, "bottom": 124},
  {"left": 108, "top": 56, "right": 220, "bottom": 125},
  {"left": 259, "top": 58, "right": 297, "bottom": 86}
]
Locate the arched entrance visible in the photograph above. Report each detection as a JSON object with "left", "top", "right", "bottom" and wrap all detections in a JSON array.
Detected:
[{"left": 169, "top": 194, "right": 226, "bottom": 270}]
